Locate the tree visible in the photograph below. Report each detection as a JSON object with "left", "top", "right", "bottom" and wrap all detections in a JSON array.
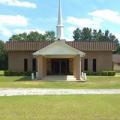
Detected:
[
  {"left": 81, "top": 28, "right": 92, "bottom": 41},
  {"left": 97, "top": 29, "right": 104, "bottom": 41},
  {"left": 92, "top": 29, "right": 97, "bottom": 41},
  {"left": 73, "top": 27, "right": 120, "bottom": 53},
  {"left": 73, "top": 28, "right": 92, "bottom": 41},
  {"left": 73, "top": 27, "right": 119, "bottom": 43},
  {"left": 109, "top": 33, "right": 119, "bottom": 45},
  {"left": 44, "top": 31, "right": 55, "bottom": 41},
  {"left": 105, "top": 30, "right": 109, "bottom": 37},
  {"left": 0, "top": 40, "right": 8, "bottom": 70},
  {"left": 27, "top": 32, "right": 44, "bottom": 41},
  {"left": 73, "top": 28, "right": 81, "bottom": 41},
  {"left": 9, "top": 31, "right": 55, "bottom": 41},
  {"left": 117, "top": 45, "right": 120, "bottom": 54},
  {"left": 9, "top": 35, "right": 22, "bottom": 41}
]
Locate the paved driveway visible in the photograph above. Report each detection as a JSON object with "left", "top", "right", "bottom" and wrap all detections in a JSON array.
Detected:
[{"left": 0, "top": 88, "right": 120, "bottom": 96}]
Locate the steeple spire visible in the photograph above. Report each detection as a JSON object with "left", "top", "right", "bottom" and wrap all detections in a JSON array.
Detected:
[{"left": 56, "top": 0, "right": 64, "bottom": 40}]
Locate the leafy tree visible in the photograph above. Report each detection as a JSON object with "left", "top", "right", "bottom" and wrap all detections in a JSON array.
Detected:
[
  {"left": 0, "top": 40, "right": 8, "bottom": 70},
  {"left": 92, "top": 29, "right": 97, "bottom": 41},
  {"left": 73, "top": 27, "right": 118, "bottom": 43},
  {"left": 27, "top": 32, "right": 44, "bottom": 41},
  {"left": 97, "top": 29, "right": 104, "bottom": 41},
  {"left": 9, "top": 35, "right": 21, "bottom": 41},
  {"left": 105, "top": 30, "right": 109, "bottom": 37},
  {"left": 44, "top": 31, "right": 55, "bottom": 41},
  {"left": 81, "top": 28, "right": 92, "bottom": 41},
  {"left": 73, "top": 27, "right": 120, "bottom": 53},
  {"left": 73, "top": 28, "right": 81, "bottom": 41},
  {"left": 117, "top": 45, "right": 120, "bottom": 54},
  {"left": 109, "top": 33, "right": 119, "bottom": 45},
  {"left": 9, "top": 31, "right": 55, "bottom": 41},
  {"left": 73, "top": 28, "right": 92, "bottom": 41}
]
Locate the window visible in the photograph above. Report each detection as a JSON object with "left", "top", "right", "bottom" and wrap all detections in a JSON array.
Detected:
[
  {"left": 24, "top": 59, "right": 28, "bottom": 72},
  {"left": 32, "top": 59, "right": 37, "bottom": 72},
  {"left": 84, "top": 59, "right": 88, "bottom": 71},
  {"left": 93, "top": 59, "right": 97, "bottom": 72}
]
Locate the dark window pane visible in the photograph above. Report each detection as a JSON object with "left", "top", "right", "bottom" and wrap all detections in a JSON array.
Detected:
[
  {"left": 93, "top": 59, "right": 97, "bottom": 72},
  {"left": 32, "top": 59, "right": 37, "bottom": 72},
  {"left": 24, "top": 59, "right": 28, "bottom": 72},
  {"left": 84, "top": 59, "right": 88, "bottom": 71}
]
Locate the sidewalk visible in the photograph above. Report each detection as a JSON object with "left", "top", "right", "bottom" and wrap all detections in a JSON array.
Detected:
[{"left": 0, "top": 88, "right": 120, "bottom": 96}]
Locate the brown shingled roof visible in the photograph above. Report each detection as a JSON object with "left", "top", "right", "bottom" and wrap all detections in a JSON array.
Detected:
[{"left": 5, "top": 41, "right": 117, "bottom": 52}]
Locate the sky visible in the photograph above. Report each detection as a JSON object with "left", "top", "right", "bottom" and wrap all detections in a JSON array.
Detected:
[{"left": 0, "top": 0, "right": 120, "bottom": 42}]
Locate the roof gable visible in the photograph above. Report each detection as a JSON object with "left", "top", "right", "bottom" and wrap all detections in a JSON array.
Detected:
[{"left": 33, "top": 41, "right": 85, "bottom": 57}]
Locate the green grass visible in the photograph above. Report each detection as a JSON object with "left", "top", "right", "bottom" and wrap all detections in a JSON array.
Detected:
[
  {"left": 116, "top": 72, "right": 120, "bottom": 75},
  {"left": 0, "top": 95, "right": 120, "bottom": 120},
  {"left": 0, "top": 75, "right": 120, "bottom": 89},
  {"left": 0, "top": 70, "right": 120, "bottom": 89},
  {"left": 0, "top": 71, "right": 4, "bottom": 76}
]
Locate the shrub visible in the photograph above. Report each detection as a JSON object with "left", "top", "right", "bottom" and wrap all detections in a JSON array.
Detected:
[
  {"left": 4, "top": 71, "right": 32, "bottom": 76},
  {"left": 108, "top": 71, "right": 116, "bottom": 76},
  {"left": 85, "top": 71, "right": 116, "bottom": 76},
  {"left": 101, "top": 71, "right": 108, "bottom": 76},
  {"left": 101, "top": 71, "right": 116, "bottom": 76},
  {"left": 85, "top": 71, "right": 101, "bottom": 76}
]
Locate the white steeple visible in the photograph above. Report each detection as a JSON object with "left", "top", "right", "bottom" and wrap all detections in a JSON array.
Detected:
[{"left": 56, "top": 0, "right": 64, "bottom": 40}]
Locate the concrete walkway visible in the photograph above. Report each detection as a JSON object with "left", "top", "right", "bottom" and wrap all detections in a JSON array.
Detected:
[{"left": 0, "top": 88, "right": 120, "bottom": 96}]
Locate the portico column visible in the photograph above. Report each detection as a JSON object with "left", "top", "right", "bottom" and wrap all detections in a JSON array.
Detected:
[
  {"left": 43, "top": 57, "right": 47, "bottom": 77},
  {"left": 73, "top": 55, "right": 81, "bottom": 80},
  {"left": 37, "top": 56, "right": 44, "bottom": 80}
]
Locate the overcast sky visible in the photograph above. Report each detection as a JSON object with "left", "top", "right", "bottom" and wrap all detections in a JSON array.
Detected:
[{"left": 0, "top": 0, "right": 120, "bottom": 41}]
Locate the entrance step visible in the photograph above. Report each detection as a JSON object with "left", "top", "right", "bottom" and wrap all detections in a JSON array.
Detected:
[
  {"left": 43, "top": 75, "right": 76, "bottom": 81},
  {"left": 67, "top": 75, "right": 76, "bottom": 81}
]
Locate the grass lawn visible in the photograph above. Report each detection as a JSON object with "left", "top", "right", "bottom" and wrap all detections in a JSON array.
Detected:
[
  {"left": 0, "top": 72, "right": 120, "bottom": 88},
  {"left": 0, "top": 70, "right": 120, "bottom": 89},
  {"left": 0, "top": 71, "right": 4, "bottom": 76},
  {"left": 0, "top": 95, "right": 120, "bottom": 120}
]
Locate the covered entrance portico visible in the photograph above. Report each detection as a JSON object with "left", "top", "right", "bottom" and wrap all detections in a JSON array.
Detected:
[{"left": 33, "top": 41, "right": 85, "bottom": 81}]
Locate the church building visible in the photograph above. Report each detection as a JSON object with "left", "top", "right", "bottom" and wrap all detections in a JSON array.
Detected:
[{"left": 5, "top": 0, "right": 116, "bottom": 80}]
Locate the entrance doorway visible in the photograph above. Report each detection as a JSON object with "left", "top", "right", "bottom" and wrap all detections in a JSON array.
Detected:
[{"left": 51, "top": 59, "right": 69, "bottom": 75}]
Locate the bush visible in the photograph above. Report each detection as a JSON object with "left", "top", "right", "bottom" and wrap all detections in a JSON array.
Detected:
[
  {"left": 4, "top": 71, "right": 32, "bottom": 76},
  {"left": 101, "top": 71, "right": 108, "bottom": 76},
  {"left": 101, "top": 71, "right": 116, "bottom": 76},
  {"left": 108, "top": 71, "right": 116, "bottom": 76},
  {"left": 85, "top": 71, "right": 101, "bottom": 76},
  {"left": 85, "top": 71, "right": 116, "bottom": 76}
]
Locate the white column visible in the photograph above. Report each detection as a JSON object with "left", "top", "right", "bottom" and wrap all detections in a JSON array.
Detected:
[
  {"left": 74, "top": 55, "right": 81, "bottom": 80},
  {"left": 37, "top": 56, "right": 43, "bottom": 80}
]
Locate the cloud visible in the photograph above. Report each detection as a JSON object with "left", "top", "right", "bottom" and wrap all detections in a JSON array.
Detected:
[
  {"left": 66, "top": 26, "right": 76, "bottom": 33},
  {"left": 0, "top": 0, "right": 37, "bottom": 8},
  {"left": 114, "top": 33, "right": 120, "bottom": 42},
  {"left": 0, "top": 27, "right": 12, "bottom": 37},
  {"left": 64, "top": 27, "right": 76, "bottom": 41},
  {"left": 0, "top": 14, "right": 28, "bottom": 39},
  {"left": 89, "top": 9, "right": 120, "bottom": 24},
  {"left": 0, "top": 28, "right": 46, "bottom": 41},
  {"left": 0, "top": 15, "right": 28, "bottom": 27},
  {"left": 66, "top": 17, "right": 102, "bottom": 29},
  {"left": 66, "top": 9, "right": 120, "bottom": 31}
]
